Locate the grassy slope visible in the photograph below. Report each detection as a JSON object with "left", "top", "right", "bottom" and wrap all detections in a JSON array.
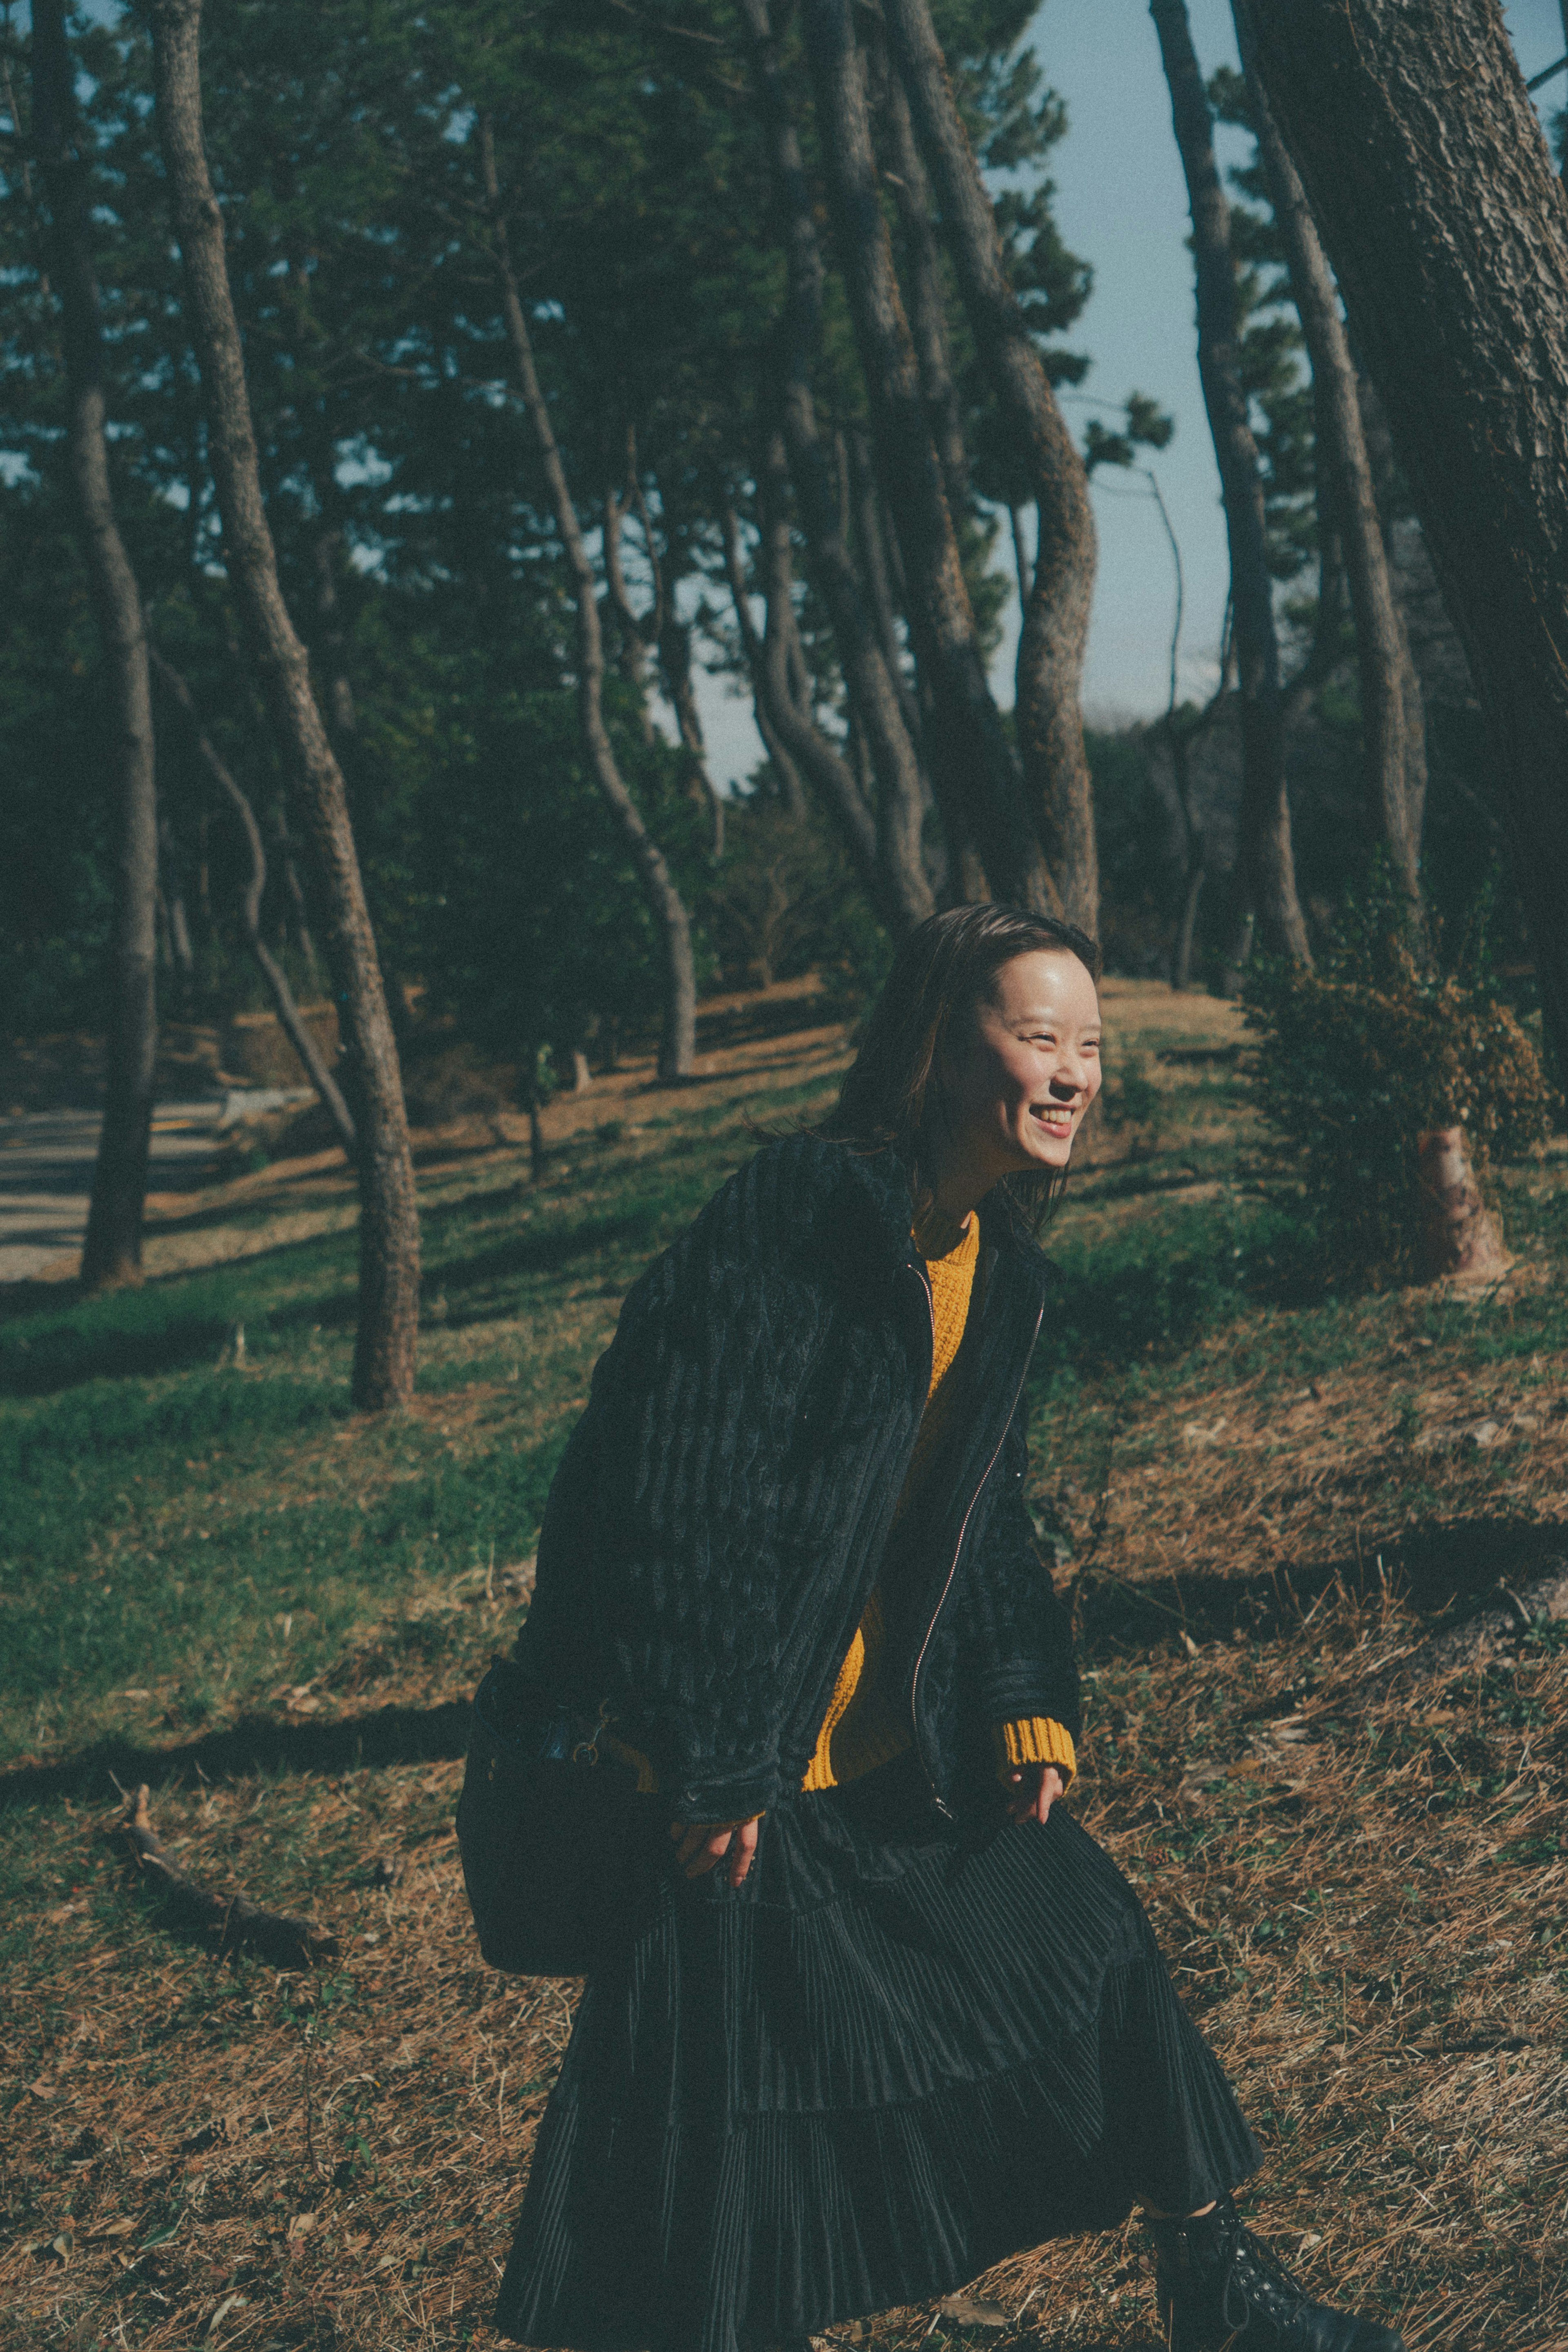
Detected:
[{"left": 2, "top": 983, "right": 1565, "bottom": 2352}]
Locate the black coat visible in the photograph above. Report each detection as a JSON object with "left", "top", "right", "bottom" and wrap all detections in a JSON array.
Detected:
[{"left": 514, "top": 1133, "right": 1080, "bottom": 1825}]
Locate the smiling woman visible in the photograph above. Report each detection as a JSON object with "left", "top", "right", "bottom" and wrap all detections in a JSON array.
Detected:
[{"left": 479, "top": 905, "right": 1405, "bottom": 2352}]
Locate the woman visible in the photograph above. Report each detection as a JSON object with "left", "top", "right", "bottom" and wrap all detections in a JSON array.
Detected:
[{"left": 497, "top": 906, "right": 1403, "bottom": 2352}]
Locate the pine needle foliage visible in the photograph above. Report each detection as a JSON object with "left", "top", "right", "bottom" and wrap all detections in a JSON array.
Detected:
[{"left": 1240, "top": 879, "right": 1557, "bottom": 1280}]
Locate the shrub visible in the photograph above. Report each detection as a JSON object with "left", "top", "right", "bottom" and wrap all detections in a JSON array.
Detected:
[{"left": 1241, "top": 892, "right": 1556, "bottom": 1280}]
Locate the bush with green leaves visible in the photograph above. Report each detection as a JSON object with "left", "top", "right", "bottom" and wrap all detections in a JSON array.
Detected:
[{"left": 1241, "top": 889, "right": 1557, "bottom": 1279}]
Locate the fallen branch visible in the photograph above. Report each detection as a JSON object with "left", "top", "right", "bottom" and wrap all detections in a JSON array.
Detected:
[{"left": 116, "top": 1784, "right": 339, "bottom": 1969}]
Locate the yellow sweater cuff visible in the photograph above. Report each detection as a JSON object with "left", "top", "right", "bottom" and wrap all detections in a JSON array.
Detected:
[{"left": 993, "top": 1717, "right": 1076, "bottom": 1784}]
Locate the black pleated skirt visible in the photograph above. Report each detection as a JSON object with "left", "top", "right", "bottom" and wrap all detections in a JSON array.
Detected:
[{"left": 496, "top": 1758, "right": 1261, "bottom": 2352}]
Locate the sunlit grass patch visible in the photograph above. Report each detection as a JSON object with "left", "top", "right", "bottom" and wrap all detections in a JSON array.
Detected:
[{"left": 0, "top": 980, "right": 1563, "bottom": 2350}]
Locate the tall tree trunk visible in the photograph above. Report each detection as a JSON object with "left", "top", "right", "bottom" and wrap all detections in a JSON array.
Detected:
[
  {"left": 148, "top": 645, "right": 357, "bottom": 1157},
  {"left": 159, "top": 815, "right": 196, "bottom": 1007},
  {"left": 804, "top": 0, "right": 1058, "bottom": 919},
  {"left": 882, "top": 0, "right": 1099, "bottom": 931},
  {"left": 601, "top": 485, "right": 657, "bottom": 740},
  {"left": 149, "top": 0, "right": 419, "bottom": 1409},
  {"left": 735, "top": 0, "right": 933, "bottom": 930},
  {"left": 845, "top": 424, "right": 924, "bottom": 755},
  {"left": 1166, "top": 728, "right": 1209, "bottom": 991},
  {"left": 871, "top": 37, "right": 971, "bottom": 525},
  {"left": 1241, "top": 0, "right": 1568, "bottom": 1075},
  {"left": 477, "top": 114, "right": 697, "bottom": 1081},
  {"left": 1148, "top": 0, "right": 1310, "bottom": 964},
  {"left": 722, "top": 467, "right": 893, "bottom": 915},
  {"left": 311, "top": 519, "right": 357, "bottom": 741},
  {"left": 629, "top": 466, "right": 724, "bottom": 856},
  {"left": 1234, "top": 14, "right": 1425, "bottom": 925},
  {"left": 33, "top": 0, "right": 160, "bottom": 1292},
  {"left": 270, "top": 803, "right": 322, "bottom": 985},
  {"left": 657, "top": 604, "right": 726, "bottom": 859},
  {"left": 1009, "top": 504, "right": 1033, "bottom": 605},
  {"left": 1352, "top": 369, "right": 1431, "bottom": 852},
  {"left": 719, "top": 501, "right": 808, "bottom": 820}
]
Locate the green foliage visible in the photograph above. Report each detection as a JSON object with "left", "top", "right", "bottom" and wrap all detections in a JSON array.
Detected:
[
  {"left": 703, "top": 795, "right": 875, "bottom": 992},
  {"left": 1241, "top": 883, "right": 1557, "bottom": 1279},
  {"left": 1081, "top": 390, "right": 1175, "bottom": 477},
  {"left": 0, "top": 0, "right": 1094, "bottom": 1051}
]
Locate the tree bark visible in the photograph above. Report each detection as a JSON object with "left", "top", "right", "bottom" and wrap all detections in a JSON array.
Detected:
[
  {"left": 33, "top": 0, "right": 160, "bottom": 1292},
  {"left": 844, "top": 424, "right": 924, "bottom": 755},
  {"left": 882, "top": 0, "right": 1099, "bottom": 931},
  {"left": 601, "top": 485, "right": 657, "bottom": 740},
  {"left": 160, "top": 815, "right": 196, "bottom": 1006},
  {"left": 719, "top": 501, "right": 808, "bottom": 819},
  {"left": 1009, "top": 504, "right": 1033, "bottom": 605},
  {"left": 1234, "top": 15, "right": 1425, "bottom": 925},
  {"left": 735, "top": 0, "right": 933, "bottom": 930},
  {"left": 723, "top": 470, "right": 898, "bottom": 916},
  {"left": 149, "top": 0, "right": 419, "bottom": 1409},
  {"left": 1416, "top": 1128, "right": 1508, "bottom": 1282},
  {"left": 1165, "top": 728, "right": 1209, "bottom": 992},
  {"left": 1148, "top": 0, "right": 1310, "bottom": 964},
  {"left": 656, "top": 603, "right": 726, "bottom": 858},
  {"left": 1241, "top": 0, "right": 1568, "bottom": 1072},
  {"left": 872, "top": 39, "right": 971, "bottom": 526},
  {"left": 804, "top": 0, "right": 1057, "bottom": 919},
  {"left": 148, "top": 645, "right": 358, "bottom": 1157},
  {"left": 270, "top": 804, "right": 322, "bottom": 984},
  {"left": 477, "top": 114, "right": 697, "bottom": 1081}
]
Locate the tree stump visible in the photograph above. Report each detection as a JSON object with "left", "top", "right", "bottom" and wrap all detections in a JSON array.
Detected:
[{"left": 1416, "top": 1126, "right": 1507, "bottom": 1280}]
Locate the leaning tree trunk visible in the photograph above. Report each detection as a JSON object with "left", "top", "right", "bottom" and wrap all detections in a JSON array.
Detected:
[
  {"left": 1149, "top": 0, "right": 1310, "bottom": 966},
  {"left": 657, "top": 603, "right": 726, "bottom": 860},
  {"left": 33, "top": 0, "right": 159, "bottom": 1292},
  {"left": 719, "top": 502, "right": 808, "bottom": 823},
  {"left": 724, "top": 457, "right": 892, "bottom": 913},
  {"left": 871, "top": 38, "right": 971, "bottom": 529},
  {"left": 1241, "top": 0, "right": 1568, "bottom": 1078},
  {"left": 1234, "top": 13, "right": 1425, "bottom": 928},
  {"left": 149, "top": 0, "right": 419, "bottom": 1409},
  {"left": 736, "top": 0, "right": 934, "bottom": 933},
  {"left": 804, "top": 0, "right": 1058, "bottom": 919},
  {"left": 477, "top": 115, "right": 697, "bottom": 1081},
  {"left": 601, "top": 484, "right": 658, "bottom": 740},
  {"left": 881, "top": 0, "right": 1099, "bottom": 932},
  {"left": 148, "top": 645, "right": 358, "bottom": 1157}
]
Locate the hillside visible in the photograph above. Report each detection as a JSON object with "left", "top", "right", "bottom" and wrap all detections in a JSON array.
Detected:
[{"left": 2, "top": 979, "right": 1565, "bottom": 2352}]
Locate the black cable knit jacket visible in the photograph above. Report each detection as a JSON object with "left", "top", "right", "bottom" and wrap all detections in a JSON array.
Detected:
[{"left": 513, "top": 1134, "right": 1080, "bottom": 1825}]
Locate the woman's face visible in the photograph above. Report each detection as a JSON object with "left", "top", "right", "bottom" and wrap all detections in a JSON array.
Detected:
[{"left": 939, "top": 950, "right": 1103, "bottom": 1183}]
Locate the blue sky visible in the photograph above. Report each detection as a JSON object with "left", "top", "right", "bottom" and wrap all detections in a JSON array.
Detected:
[{"left": 697, "top": 0, "right": 1568, "bottom": 781}]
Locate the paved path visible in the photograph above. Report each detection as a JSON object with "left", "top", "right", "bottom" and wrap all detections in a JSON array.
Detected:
[{"left": 0, "top": 1092, "right": 312, "bottom": 1283}]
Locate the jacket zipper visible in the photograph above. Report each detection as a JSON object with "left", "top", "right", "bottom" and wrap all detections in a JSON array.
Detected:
[{"left": 908, "top": 1295, "right": 1045, "bottom": 1816}]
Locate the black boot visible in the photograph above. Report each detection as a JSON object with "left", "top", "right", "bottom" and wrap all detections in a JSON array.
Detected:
[{"left": 1146, "top": 2196, "right": 1404, "bottom": 2352}]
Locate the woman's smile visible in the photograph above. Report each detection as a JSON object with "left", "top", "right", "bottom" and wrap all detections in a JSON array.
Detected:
[{"left": 931, "top": 948, "right": 1103, "bottom": 1208}]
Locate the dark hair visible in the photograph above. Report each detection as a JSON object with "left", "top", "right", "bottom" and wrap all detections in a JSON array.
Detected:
[{"left": 820, "top": 903, "right": 1102, "bottom": 1235}]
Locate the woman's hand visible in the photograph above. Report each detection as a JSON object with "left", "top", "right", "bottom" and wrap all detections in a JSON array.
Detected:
[
  {"left": 669, "top": 1817, "right": 761, "bottom": 1886},
  {"left": 1005, "top": 1763, "right": 1065, "bottom": 1826}
]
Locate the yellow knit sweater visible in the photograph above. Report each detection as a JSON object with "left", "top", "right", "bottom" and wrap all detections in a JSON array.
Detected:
[
  {"left": 612, "top": 1214, "right": 1076, "bottom": 1817},
  {"left": 801, "top": 1214, "right": 1076, "bottom": 1796}
]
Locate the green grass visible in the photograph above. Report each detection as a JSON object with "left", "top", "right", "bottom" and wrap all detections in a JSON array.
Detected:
[
  {"left": 0, "top": 1103, "right": 773, "bottom": 1769},
  {"left": 2, "top": 999, "right": 1564, "bottom": 2352},
  {"left": 4, "top": 1037, "right": 1564, "bottom": 1772}
]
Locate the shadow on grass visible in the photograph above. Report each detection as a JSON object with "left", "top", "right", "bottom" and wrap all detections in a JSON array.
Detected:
[
  {"left": 0, "top": 1291, "right": 251, "bottom": 1398},
  {"left": 0, "top": 1697, "right": 474, "bottom": 1810},
  {"left": 1072, "top": 1517, "right": 1568, "bottom": 1660}
]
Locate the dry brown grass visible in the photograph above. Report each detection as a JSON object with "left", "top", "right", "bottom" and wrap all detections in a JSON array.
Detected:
[
  {"left": 6, "top": 1588, "right": 1562, "bottom": 2352},
  {"left": 4, "top": 976, "right": 1565, "bottom": 2352}
]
